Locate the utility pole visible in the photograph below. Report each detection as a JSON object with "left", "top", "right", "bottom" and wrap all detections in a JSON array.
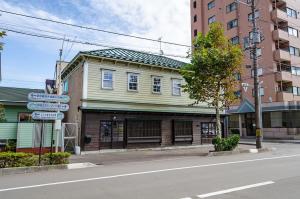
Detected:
[
  {"left": 250, "top": 0, "right": 262, "bottom": 149},
  {"left": 236, "top": 0, "right": 262, "bottom": 149}
]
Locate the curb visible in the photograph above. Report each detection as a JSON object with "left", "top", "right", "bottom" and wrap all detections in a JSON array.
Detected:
[
  {"left": 207, "top": 147, "right": 271, "bottom": 157},
  {"left": 0, "top": 164, "right": 68, "bottom": 176}
]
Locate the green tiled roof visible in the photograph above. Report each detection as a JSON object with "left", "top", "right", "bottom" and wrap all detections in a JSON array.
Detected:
[
  {"left": 0, "top": 86, "right": 44, "bottom": 104},
  {"left": 81, "top": 48, "right": 186, "bottom": 69}
]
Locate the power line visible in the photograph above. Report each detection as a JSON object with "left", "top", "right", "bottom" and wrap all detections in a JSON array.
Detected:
[
  {"left": 0, "top": 9, "right": 191, "bottom": 48},
  {"left": 0, "top": 27, "right": 189, "bottom": 59}
]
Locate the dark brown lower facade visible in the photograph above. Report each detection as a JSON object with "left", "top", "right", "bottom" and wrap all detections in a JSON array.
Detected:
[{"left": 80, "top": 111, "right": 224, "bottom": 151}]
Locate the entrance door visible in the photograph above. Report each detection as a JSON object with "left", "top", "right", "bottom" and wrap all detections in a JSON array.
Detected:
[
  {"left": 99, "top": 121, "right": 124, "bottom": 149},
  {"left": 245, "top": 113, "right": 255, "bottom": 136}
]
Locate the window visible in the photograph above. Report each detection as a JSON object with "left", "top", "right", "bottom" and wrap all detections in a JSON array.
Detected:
[
  {"left": 252, "top": 87, "right": 264, "bottom": 96},
  {"left": 289, "top": 46, "right": 300, "bottom": 56},
  {"left": 63, "top": 80, "right": 68, "bottom": 94},
  {"left": 172, "top": 79, "right": 182, "bottom": 96},
  {"left": 234, "top": 73, "right": 241, "bottom": 80},
  {"left": 227, "top": 19, "right": 238, "bottom": 30},
  {"left": 194, "top": 15, "right": 197, "bottom": 22},
  {"left": 193, "top": 0, "right": 196, "bottom": 8},
  {"left": 288, "top": 27, "right": 298, "bottom": 37},
  {"left": 152, "top": 76, "right": 161, "bottom": 94},
  {"left": 287, "top": 7, "right": 297, "bottom": 19},
  {"left": 127, "top": 120, "right": 161, "bottom": 143},
  {"left": 194, "top": 29, "right": 198, "bottom": 37},
  {"left": 19, "top": 113, "right": 33, "bottom": 122},
  {"left": 101, "top": 69, "right": 113, "bottom": 89},
  {"left": 128, "top": 73, "right": 139, "bottom": 91},
  {"left": 230, "top": 36, "right": 239, "bottom": 45},
  {"left": 208, "top": 15, "right": 216, "bottom": 24},
  {"left": 173, "top": 121, "right": 193, "bottom": 143},
  {"left": 201, "top": 123, "right": 216, "bottom": 137},
  {"left": 226, "top": 2, "right": 237, "bottom": 13},
  {"left": 234, "top": 90, "right": 241, "bottom": 98},
  {"left": 292, "top": 66, "right": 300, "bottom": 76},
  {"left": 248, "top": 10, "right": 259, "bottom": 21},
  {"left": 251, "top": 68, "right": 263, "bottom": 77},
  {"left": 208, "top": 1, "right": 215, "bottom": 10}
]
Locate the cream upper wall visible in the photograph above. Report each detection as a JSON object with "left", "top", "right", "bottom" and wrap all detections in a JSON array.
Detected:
[{"left": 85, "top": 59, "right": 207, "bottom": 107}]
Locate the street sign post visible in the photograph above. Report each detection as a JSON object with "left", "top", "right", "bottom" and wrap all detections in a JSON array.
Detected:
[
  {"left": 28, "top": 93, "right": 70, "bottom": 103},
  {"left": 27, "top": 102, "right": 69, "bottom": 112},
  {"left": 32, "top": 112, "right": 64, "bottom": 120}
]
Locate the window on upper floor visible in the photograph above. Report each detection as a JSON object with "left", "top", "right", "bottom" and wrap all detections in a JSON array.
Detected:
[
  {"left": 292, "top": 66, "right": 300, "bottom": 76},
  {"left": 194, "top": 15, "right": 197, "bottom": 23},
  {"left": 289, "top": 46, "right": 300, "bottom": 56},
  {"left": 227, "top": 19, "right": 238, "bottom": 30},
  {"left": 152, "top": 76, "right": 162, "bottom": 94},
  {"left": 208, "top": 1, "right": 215, "bottom": 10},
  {"left": 101, "top": 69, "right": 114, "bottom": 89},
  {"left": 63, "top": 79, "right": 69, "bottom": 94},
  {"left": 172, "top": 79, "right": 182, "bottom": 96},
  {"left": 128, "top": 73, "right": 139, "bottom": 91},
  {"left": 293, "top": 87, "right": 300, "bottom": 96},
  {"left": 226, "top": 2, "right": 237, "bottom": 13},
  {"left": 286, "top": 7, "right": 297, "bottom": 19},
  {"left": 252, "top": 87, "right": 264, "bottom": 97},
  {"left": 248, "top": 10, "right": 259, "bottom": 22},
  {"left": 193, "top": 1, "right": 197, "bottom": 9},
  {"left": 251, "top": 68, "right": 263, "bottom": 77},
  {"left": 194, "top": 29, "right": 198, "bottom": 37},
  {"left": 288, "top": 27, "right": 298, "bottom": 37},
  {"left": 208, "top": 15, "right": 216, "bottom": 24},
  {"left": 230, "top": 36, "right": 239, "bottom": 45}
]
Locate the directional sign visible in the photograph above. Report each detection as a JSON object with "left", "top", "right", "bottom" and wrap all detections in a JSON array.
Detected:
[
  {"left": 32, "top": 112, "right": 64, "bottom": 121},
  {"left": 27, "top": 102, "right": 69, "bottom": 112},
  {"left": 28, "top": 93, "right": 70, "bottom": 103}
]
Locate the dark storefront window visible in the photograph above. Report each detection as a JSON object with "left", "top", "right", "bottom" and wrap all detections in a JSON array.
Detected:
[
  {"left": 173, "top": 121, "right": 193, "bottom": 143},
  {"left": 18, "top": 113, "right": 33, "bottom": 122},
  {"left": 262, "top": 111, "right": 300, "bottom": 128},
  {"left": 201, "top": 122, "right": 216, "bottom": 138},
  {"left": 127, "top": 120, "right": 161, "bottom": 143}
]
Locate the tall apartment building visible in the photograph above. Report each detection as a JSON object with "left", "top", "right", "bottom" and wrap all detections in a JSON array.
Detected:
[{"left": 191, "top": 0, "right": 300, "bottom": 139}]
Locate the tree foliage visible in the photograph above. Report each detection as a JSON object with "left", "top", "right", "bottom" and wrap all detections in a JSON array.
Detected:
[
  {"left": 0, "top": 31, "right": 6, "bottom": 50},
  {"left": 0, "top": 103, "right": 6, "bottom": 122},
  {"left": 181, "top": 23, "right": 243, "bottom": 136}
]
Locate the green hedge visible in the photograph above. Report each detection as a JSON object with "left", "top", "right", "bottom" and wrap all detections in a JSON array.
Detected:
[
  {"left": 0, "top": 152, "right": 71, "bottom": 168},
  {"left": 212, "top": 135, "right": 240, "bottom": 152}
]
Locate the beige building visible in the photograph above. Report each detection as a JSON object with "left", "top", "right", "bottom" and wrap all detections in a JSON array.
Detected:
[
  {"left": 61, "top": 48, "right": 221, "bottom": 151},
  {"left": 191, "top": 0, "right": 300, "bottom": 139}
]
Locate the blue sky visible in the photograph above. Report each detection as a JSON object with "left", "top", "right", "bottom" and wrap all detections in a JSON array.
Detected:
[{"left": 0, "top": 0, "right": 191, "bottom": 89}]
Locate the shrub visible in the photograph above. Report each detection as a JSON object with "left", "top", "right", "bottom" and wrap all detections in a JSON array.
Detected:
[
  {"left": 0, "top": 152, "right": 36, "bottom": 168},
  {"left": 212, "top": 135, "right": 240, "bottom": 152},
  {"left": 5, "top": 140, "right": 17, "bottom": 152},
  {"left": 43, "top": 152, "right": 71, "bottom": 165}
]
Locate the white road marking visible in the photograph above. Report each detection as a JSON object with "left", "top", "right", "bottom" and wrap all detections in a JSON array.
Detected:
[
  {"left": 0, "top": 154, "right": 299, "bottom": 192},
  {"left": 180, "top": 198, "right": 193, "bottom": 199},
  {"left": 197, "top": 181, "right": 275, "bottom": 198}
]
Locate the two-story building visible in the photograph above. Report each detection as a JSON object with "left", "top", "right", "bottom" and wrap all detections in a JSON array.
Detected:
[{"left": 61, "top": 48, "right": 221, "bottom": 151}]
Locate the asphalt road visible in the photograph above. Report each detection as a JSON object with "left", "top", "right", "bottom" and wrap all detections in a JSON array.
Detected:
[{"left": 1, "top": 143, "right": 300, "bottom": 199}]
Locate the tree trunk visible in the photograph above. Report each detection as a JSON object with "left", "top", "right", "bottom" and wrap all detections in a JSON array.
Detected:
[{"left": 215, "top": 102, "right": 222, "bottom": 138}]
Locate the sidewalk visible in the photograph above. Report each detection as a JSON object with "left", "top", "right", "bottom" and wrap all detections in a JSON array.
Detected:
[
  {"left": 240, "top": 138, "right": 300, "bottom": 145},
  {"left": 70, "top": 144, "right": 255, "bottom": 165}
]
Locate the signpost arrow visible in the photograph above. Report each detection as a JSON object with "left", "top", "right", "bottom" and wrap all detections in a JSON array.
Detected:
[
  {"left": 27, "top": 102, "right": 69, "bottom": 112},
  {"left": 28, "top": 92, "right": 70, "bottom": 103},
  {"left": 31, "top": 112, "right": 64, "bottom": 121}
]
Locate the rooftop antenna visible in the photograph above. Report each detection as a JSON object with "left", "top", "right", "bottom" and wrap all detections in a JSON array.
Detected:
[{"left": 158, "top": 37, "right": 163, "bottom": 55}]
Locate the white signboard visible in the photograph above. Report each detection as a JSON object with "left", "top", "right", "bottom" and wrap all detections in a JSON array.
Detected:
[
  {"left": 28, "top": 93, "right": 70, "bottom": 103},
  {"left": 32, "top": 112, "right": 64, "bottom": 120},
  {"left": 27, "top": 102, "right": 69, "bottom": 112}
]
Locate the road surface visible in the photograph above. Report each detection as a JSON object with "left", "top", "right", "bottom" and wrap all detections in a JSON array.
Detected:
[{"left": 1, "top": 143, "right": 300, "bottom": 199}]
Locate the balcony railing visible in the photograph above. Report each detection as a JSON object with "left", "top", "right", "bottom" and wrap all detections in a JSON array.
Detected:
[
  {"left": 274, "top": 49, "right": 291, "bottom": 61},
  {"left": 271, "top": 9, "right": 288, "bottom": 22},
  {"left": 273, "top": 29, "right": 289, "bottom": 42}
]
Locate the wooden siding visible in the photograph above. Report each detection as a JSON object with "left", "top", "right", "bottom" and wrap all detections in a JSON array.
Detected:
[
  {"left": 0, "top": 123, "right": 17, "bottom": 139},
  {"left": 86, "top": 59, "right": 213, "bottom": 114},
  {"left": 4, "top": 105, "right": 30, "bottom": 122}
]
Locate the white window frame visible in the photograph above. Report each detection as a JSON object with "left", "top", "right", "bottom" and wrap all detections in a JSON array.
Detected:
[
  {"left": 152, "top": 76, "right": 162, "bottom": 94},
  {"left": 128, "top": 73, "right": 139, "bottom": 92},
  {"left": 172, "top": 79, "right": 182, "bottom": 96},
  {"left": 101, "top": 69, "right": 114, "bottom": 90}
]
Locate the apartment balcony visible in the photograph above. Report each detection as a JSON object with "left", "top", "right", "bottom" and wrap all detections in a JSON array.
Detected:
[
  {"left": 277, "top": 91, "right": 300, "bottom": 102},
  {"left": 271, "top": 9, "right": 288, "bottom": 23},
  {"left": 276, "top": 71, "right": 292, "bottom": 82},
  {"left": 272, "top": 29, "right": 289, "bottom": 43},
  {"left": 274, "top": 49, "right": 291, "bottom": 62}
]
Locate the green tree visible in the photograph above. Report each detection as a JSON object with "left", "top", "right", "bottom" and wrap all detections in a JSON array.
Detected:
[
  {"left": 0, "top": 31, "right": 5, "bottom": 50},
  {"left": 181, "top": 23, "right": 243, "bottom": 137}
]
